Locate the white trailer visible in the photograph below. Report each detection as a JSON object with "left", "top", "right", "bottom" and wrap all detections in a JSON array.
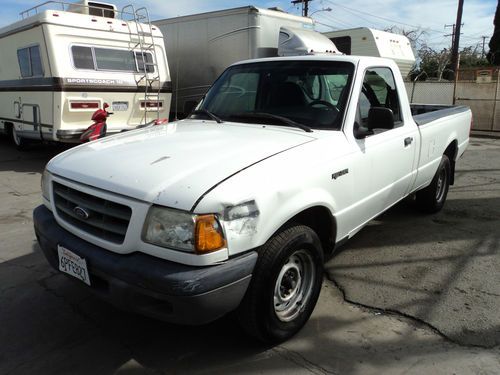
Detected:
[
  {"left": 154, "top": 7, "right": 316, "bottom": 118},
  {"left": 0, "top": 0, "right": 171, "bottom": 148},
  {"left": 323, "top": 27, "right": 415, "bottom": 78}
]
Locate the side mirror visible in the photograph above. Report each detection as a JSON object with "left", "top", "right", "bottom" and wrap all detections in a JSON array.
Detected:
[
  {"left": 353, "top": 122, "right": 373, "bottom": 139},
  {"left": 367, "top": 107, "right": 394, "bottom": 131}
]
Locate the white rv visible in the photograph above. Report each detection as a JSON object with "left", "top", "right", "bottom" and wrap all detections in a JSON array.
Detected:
[
  {"left": 154, "top": 7, "right": 317, "bottom": 118},
  {"left": 0, "top": 0, "right": 171, "bottom": 148},
  {"left": 323, "top": 27, "right": 415, "bottom": 78}
]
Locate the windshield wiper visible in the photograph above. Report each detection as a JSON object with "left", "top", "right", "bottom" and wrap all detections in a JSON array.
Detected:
[
  {"left": 229, "top": 112, "right": 312, "bottom": 133},
  {"left": 190, "top": 109, "right": 224, "bottom": 124}
]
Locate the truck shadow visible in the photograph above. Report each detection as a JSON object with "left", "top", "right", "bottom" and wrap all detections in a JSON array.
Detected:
[{"left": 2, "top": 248, "right": 496, "bottom": 375}]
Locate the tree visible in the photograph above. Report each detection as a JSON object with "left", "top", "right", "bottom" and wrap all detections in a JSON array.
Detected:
[
  {"left": 460, "top": 45, "right": 489, "bottom": 67},
  {"left": 487, "top": 0, "right": 500, "bottom": 64},
  {"left": 416, "top": 45, "right": 453, "bottom": 80}
]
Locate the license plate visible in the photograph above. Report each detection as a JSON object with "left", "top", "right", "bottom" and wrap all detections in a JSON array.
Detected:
[
  {"left": 112, "top": 101, "right": 128, "bottom": 111},
  {"left": 58, "top": 245, "right": 91, "bottom": 286}
]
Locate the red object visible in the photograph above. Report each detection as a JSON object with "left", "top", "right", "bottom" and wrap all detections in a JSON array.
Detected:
[
  {"left": 154, "top": 118, "right": 168, "bottom": 125},
  {"left": 140, "top": 101, "right": 163, "bottom": 108},
  {"left": 80, "top": 104, "right": 110, "bottom": 142},
  {"left": 70, "top": 101, "right": 99, "bottom": 110}
]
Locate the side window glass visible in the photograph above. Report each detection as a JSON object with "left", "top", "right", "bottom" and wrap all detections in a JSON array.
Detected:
[
  {"left": 30, "top": 46, "right": 43, "bottom": 76},
  {"left": 135, "top": 52, "right": 154, "bottom": 73},
  {"left": 17, "top": 48, "right": 31, "bottom": 77},
  {"left": 17, "top": 46, "right": 44, "bottom": 78},
  {"left": 72, "top": 46, "right": 94, "bottom": 69},
  {"left": 356, "top": 67, "right": 402, "bottom": 131}
]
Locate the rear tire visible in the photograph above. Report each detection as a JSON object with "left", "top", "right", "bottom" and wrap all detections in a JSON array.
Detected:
[
  {"left": 416, "top": 154, "right": 451, "bottom": 213},
  {"left": 238, "top": 225, "right": 324, "bottom": 343},
  {"left": 10, "top": 125, "right": 28, "bottom": 151}
]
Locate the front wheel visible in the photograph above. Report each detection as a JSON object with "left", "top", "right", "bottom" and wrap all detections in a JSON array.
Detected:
[
  {"left": 238, "top": 225, "right": 324, "bottom": 343},
  {"left": 416, "top": 154, "right": 451, "bottom": 213}
]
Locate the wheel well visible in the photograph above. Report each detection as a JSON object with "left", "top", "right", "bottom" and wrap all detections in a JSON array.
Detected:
[
  {"left": 287, "top": 206, "right": 336, "bottom": 256},
  {"left": 444, "top": 140, "right": 458, "bottom": 185},
  {"left": 4, "top": 122, "right": 13, "bottom": 136}
]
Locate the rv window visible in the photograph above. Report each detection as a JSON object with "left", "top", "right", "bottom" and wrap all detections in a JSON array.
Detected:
[
  {"left": 17, "top": 46, "right": 43, "bottom": 78},
  {"left": 72, "top": 46, "right": 94, "bottom": 70},
  {"left": 135, "top": 52, "right": 154, "bottom": 73},
  {"left": 94, "top": 48, "right": 136, "bottom": 71},
  {"left": 71, "top": 46, "right": 154, "bottom": 73}
]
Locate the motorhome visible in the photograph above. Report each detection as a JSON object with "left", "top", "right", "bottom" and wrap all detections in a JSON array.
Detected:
[
  {"left": 0, "top": 0, "right": 171, "bottom": 148},
  {"left": 323, "top": 27, "right": 416, "bottom": 78},
  {"left": 154, "top": 7, "right": 318, "bottom": 118}
]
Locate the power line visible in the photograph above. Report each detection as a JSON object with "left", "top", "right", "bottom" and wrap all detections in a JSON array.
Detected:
[
  {"left": 325, "top": 0, "right": 446, "bottom": 34},
  {"left": 291, "top": 0, "right": 313, "bottom": 17}
]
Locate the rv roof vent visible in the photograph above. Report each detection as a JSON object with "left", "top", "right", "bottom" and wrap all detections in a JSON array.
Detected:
[
  {"left": 267, "top": 7, "right": 285, "bottom": 12},
  {"left": 278, "top": 27, "right": 341, "bottom": 56},
  {"left": 67, "top": 0, "right": 116, "bottom": 18}
]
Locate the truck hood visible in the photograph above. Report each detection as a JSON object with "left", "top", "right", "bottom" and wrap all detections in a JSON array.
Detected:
[{"left": 48, "top": 120, "right": 315, "bottom": 211}]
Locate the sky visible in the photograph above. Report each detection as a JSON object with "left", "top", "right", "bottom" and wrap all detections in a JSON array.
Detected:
[{"left": 1, "top": 0, "right": 497, "bottom": 52}]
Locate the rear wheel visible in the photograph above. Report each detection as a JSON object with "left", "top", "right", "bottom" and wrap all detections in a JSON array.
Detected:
[
  {"left": 10, "top": 125, "right": 28, "bottom": 151},
  {"left": 416, "top": 154, "right": 451, "bottom": 213},
  {"left": 238, "top": 225, "right": 324, "bottom": 343}
]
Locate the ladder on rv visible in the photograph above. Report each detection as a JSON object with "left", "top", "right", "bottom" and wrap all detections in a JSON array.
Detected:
[{"left": 122, "top": 5, "right": 161, "bottom": 124}]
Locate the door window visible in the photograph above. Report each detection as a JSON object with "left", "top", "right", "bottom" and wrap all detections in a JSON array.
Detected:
[{"left": 356, "top": 67, "right": 402, "bottom": 130}]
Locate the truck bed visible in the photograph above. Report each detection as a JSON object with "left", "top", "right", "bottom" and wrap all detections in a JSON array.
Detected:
[{"left": 411, "top": 104, "right": 470, "bottom": 126}]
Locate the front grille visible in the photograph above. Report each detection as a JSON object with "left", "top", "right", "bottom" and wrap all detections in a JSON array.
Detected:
[{"left": 53, "top": 182, "right": 132, "bottom": 244}]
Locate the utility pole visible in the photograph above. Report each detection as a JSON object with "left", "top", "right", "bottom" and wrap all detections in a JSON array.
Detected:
[
  {"left": 450, "top": 0, "right": 465, "bottom": 105},
  {"left": 481, "top": 36, "right": 488, "bottom": 59},
  {"left": 291, "top": 0, "right": 313, "bottom": 17},
  {"left": 450, "top": 0, "right": 465, "bottom": 76},
  {"left": 445, "top": 23, "right": 457, "bottom": 47}
]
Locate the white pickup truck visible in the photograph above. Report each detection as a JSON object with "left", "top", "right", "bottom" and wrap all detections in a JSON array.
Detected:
[{"left": 34, "top": 55, "right": 471, "bottom": 343}]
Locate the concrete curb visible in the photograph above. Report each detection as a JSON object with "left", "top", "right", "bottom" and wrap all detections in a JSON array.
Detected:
[{"left": 470, "top": 130, "right": 500, "bottom": 139}]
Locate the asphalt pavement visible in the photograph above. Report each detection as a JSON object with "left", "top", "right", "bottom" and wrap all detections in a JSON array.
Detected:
[{"left": 0, "top": 136, "right": 499, "bottom": 374}]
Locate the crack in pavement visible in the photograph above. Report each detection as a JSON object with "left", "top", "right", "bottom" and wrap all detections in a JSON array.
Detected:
[
  {"left": 272, "top": 346, "right": 338, "bottom": 375},
  {"left": 324, "top": 274, "right": 499, "bottom": 350}
]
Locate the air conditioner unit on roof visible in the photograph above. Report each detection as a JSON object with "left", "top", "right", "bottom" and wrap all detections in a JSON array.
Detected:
[{"left": 67, "top": 0, "right": 117, "bottom": 18}]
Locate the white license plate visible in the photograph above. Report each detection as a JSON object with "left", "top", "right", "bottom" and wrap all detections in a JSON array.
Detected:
[
  {"left": 58, "top": 245, "right": 91, "bottom": 286},
  {"left": 112, "top": 101, "right": 128, "bottom": 111}
]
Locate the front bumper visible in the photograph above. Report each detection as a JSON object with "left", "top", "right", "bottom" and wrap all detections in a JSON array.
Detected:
[{"left": 33, "top": 205, "right": 257, "bottom": 325}]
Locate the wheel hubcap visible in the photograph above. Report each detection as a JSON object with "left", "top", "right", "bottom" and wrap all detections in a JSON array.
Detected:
[
  {"left": 12, "top": 128, "right": 21, "bottom": 146},
  {"left": 274, "top": 249, "right": 316, "bottom": 322},
  {"left": 435, "top": 167, "right": 447, "bottom": 201}
]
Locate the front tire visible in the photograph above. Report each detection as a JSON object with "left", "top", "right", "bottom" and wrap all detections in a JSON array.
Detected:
[
  {"left": 238, "top": 225, "right": 324, "bottom": 343},
  {"left": 416, "top": 154, "right": 451, "bottom": 213}
]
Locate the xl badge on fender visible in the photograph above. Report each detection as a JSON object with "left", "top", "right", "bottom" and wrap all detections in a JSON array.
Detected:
[{"left": 332, "top": 169, "right": 349, "bottom": 180}]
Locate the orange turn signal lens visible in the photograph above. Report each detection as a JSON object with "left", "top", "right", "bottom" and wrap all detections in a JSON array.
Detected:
[{"left": 195, "top": 215, "right": 226, "bottom": 253}]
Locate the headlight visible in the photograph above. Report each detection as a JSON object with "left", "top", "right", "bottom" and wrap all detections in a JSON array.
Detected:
[
  {"left": 143, "top": 206, "right": 226, "bottom": 254},
  {"left": 41, "top": 168, "right": 51, "bottom": 201}
]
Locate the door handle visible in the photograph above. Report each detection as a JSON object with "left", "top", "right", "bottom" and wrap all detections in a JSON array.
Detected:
[{"left": 404, "top": 137, "right": 413, "bottom": 147}]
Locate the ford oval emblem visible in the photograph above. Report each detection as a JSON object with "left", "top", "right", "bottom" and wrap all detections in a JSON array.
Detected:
[{"left": 73, "top": 206, "right": 90, "bottom": 220}]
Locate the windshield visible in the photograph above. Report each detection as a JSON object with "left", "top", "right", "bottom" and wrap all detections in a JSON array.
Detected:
[{"left": 195, "top": 60, "right": 355, "bottom": 130}]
